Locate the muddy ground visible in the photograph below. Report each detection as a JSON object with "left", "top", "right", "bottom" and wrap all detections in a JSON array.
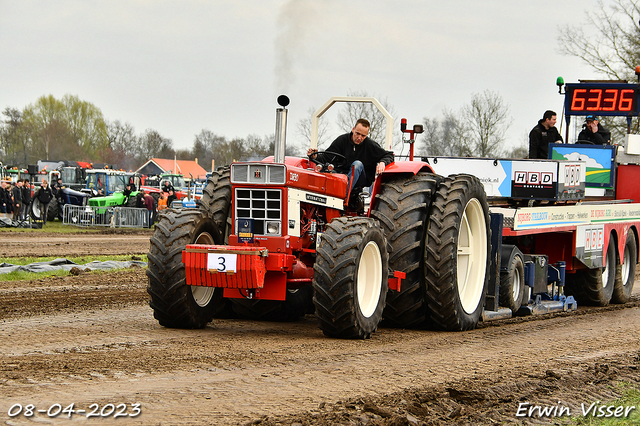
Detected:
[{"left": 1, "top": 231, "right": 639, "bottom": 425}]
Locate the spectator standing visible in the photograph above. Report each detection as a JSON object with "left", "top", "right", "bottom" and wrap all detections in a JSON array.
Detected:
[
  {"left": 4, "top": 182, "right": 13, "bottom": 215},
  {"left": 0, "top": 181, "right": 9, "bottom": 214},
  {"left": 11, "top": 180, "right": 23, "bottom": 221},
  {"left": 157, "top": 192, "right": 168, "bottom": 212},
  {"left": 162, "top": 180, "right": 176, "bottom": 207},
  {"left": 528, "top": 110, "right": 563, "bottom": 159},
  {"left": 52, "top": 178, "right": 63, "bottom": 197},
  {"left": 34, "top": 179, "right": 54, "bottom": 224},
  {"left": 143, "top": 191, "right": 155, "bottom": 227},
  {"left": 123, "top": 183, "right": 134, "bottom": 205},
  {"left": 21, "top": 180, "right": 31, "bottom": 220}
]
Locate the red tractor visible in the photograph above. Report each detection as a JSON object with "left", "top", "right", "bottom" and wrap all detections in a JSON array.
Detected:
[{"left": 147, "top": 96, "right": 491, "bottom": 338}]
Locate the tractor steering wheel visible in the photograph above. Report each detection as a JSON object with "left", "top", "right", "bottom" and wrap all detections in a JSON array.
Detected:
[
  {"left": 309, "top": 150, "right": 346, "bottom": 171},
  {"left": 575, "top": 139, "right": 596, "bottom": 145}
]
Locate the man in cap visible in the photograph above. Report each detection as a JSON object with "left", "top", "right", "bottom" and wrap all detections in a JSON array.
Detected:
[{"left": 577, "top": 115, "right": 611, "bottom": 145}]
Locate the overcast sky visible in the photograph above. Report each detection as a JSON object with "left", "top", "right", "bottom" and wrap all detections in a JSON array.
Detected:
[{"left": 1, "top": 0, "right": 601, "bottom": 154}]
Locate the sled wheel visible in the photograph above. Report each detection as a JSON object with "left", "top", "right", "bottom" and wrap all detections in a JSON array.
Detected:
[
  {"left": 424, "top": 174, "right": 491, "bottom": 331},
  {"left": 230, "top": 286, "right": 314, "bottom": 321},
  {"left": 612, "top": 231, "right": 637, "bottom": 304},
  {"left": 499, "top": 254, "right": 525, "bottom": 312},
  {"left": 147, "top": 209, "right": 233, "bottom": 328},
  {"left": 565, "top": 235, "right": 616, "bottom": 306},
  {"left": 370, "top": 172, "right": 440, "bottom": 328},
  {"left": 313, "top": 216, "right": 389, "bottom": 339}
]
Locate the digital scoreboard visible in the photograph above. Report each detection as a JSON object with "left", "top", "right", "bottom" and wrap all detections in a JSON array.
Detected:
[{"left": 564, "top": 83, "right": 639, "bottom": 117}]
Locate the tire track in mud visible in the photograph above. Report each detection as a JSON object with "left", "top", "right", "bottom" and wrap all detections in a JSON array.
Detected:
[
  {"left": 0, "top": 268, "right": 148, "bottom": 320},
  {"left": 1, "top": 229, "right": 640, "bottom": 425},
  {"left": 1, "top": 290, "right": 639, "bottom": 425}
]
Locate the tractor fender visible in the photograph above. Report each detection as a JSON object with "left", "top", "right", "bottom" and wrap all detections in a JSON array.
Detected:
[{"left": 369, "top": 161, "right": 434, "bottom": 209}]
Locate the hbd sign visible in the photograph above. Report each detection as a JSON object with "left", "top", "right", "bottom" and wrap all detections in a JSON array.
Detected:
[
  {"left": 564, "top": 165, "right": 581, "bottom": 187},
  {"left": 514, "top": 171, "right": 553, "bottom": 187}
]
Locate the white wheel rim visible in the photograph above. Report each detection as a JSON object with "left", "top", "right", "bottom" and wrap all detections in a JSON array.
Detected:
[
  {"left": 457, "top": 198, "right": 488, "bottom": 314},
  {"left": 33, "top": 203, "right": 41, "bottom": 218},
  {"left": 357, "top": 241, "right": 383, "bottom": 318},
  {"left": 621, "top": 244, "right": 632, "bottom": 287},
  {"left": 602, "top": 242, "right": 614, "bottom": 289},
  {"left": 190, "top": 230, "right": 215, "bottom": 307},
  {"left": 512, "top": 262, "right": 521, "bottom": 302}
]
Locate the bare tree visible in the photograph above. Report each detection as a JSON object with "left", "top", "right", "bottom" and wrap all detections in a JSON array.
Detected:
[
  {"left": 462, "top": 91, "right": 511, "bottom": 157},
  {"left": 336, "top": 90, "right": 397, "bottom": 148},
  {"left": 297, "top": 106, "right": 330, "bottom": 148},
  {"left": 422, "top": 110, "right": 473, "bottom": 157},
  {"left": 558, "top": 0, "right": 640, "bottom": 142},
  {"left": 558, "top": 0, "right": 640, "bottom": 81},
  {"left": 138, "top": 129, "right": 174, "bottom": 163},
  {"left": 0, "top": 108, "right": 28, "bottom": 166}
]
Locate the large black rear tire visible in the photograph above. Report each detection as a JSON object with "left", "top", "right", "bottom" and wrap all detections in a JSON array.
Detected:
[
  {"left": 147, "top": 210, "right": 232, "bottom": 328},
  {"left": 612, "top": 231, "right": 637, "bottom": 303},
  {"left": 201, "top": 167, "right": 232, "bottom": 237},
  {"left": 424, "top": 174, "right": 491, "bottom": 331},
  {"left": 313, "top": 217, "right": 389, "bottom": 339},
  {"left": 47, "top": 200, "right": 60, "bottom": 222},
  {"left": 565, "top": 235, "right": 616, "bottom": 306},
  {"left": 29, "top": 200, "right": 42, "bottom": 221},
  {"left": 370, "top": 172, "right": 440, "bottom": 328}
]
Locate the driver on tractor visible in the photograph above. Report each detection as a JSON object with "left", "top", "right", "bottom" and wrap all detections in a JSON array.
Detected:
[{"left": 307, "top": 118, "right": 394, "bottom": 210}]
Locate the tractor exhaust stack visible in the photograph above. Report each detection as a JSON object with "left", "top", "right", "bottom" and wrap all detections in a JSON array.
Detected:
[{"left": 274, "top": 95, "right": 290, "bottom": 164}]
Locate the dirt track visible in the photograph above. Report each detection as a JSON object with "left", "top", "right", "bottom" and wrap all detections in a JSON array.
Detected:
[{"left": 1, "top": 232, "right": 640, "bottom": 425}]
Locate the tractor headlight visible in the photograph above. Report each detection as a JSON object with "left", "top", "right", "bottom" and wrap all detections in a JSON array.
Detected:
[{"left": 266, "top": 221, "right": 281, "bottom": 235}]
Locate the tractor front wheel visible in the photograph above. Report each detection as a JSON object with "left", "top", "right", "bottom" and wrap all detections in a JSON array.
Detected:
[
  {"left": 313, "top": 217, "right": 389, "bottom": 339},
  {"left": 147, "top": 209, "right": 233, "bottom": 328}
]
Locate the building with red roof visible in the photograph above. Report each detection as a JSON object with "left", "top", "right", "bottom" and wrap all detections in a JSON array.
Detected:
[{"left": 136, "top": 158, "right": 208, "bottom": 180}]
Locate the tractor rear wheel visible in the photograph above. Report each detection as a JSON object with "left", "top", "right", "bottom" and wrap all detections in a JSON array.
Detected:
[
  {"left": 30, "top": 200, "right": 43, "bottom": 221},
  {"left": 370, "top": 172, "right": 440, "bottom": 328},
  {"left": 313, "top": 216, "right": 389, "bottom": 339},
  {"left": 47, "top": 200, "right": 60, "bottom": 222},
  {"left": 424, "top": 174, "right": 491, "bottom": 331},
  {"left": 565, "top": 235, "right": 616, "bottom": 306},
  {"left": 147, "top": 209, "right": 233, "bottom": 328},
  {"left": 612, "top": 231, "right": 636, "bottom": 304},
  {"left": 201, "top": 167, "right": 232, "bottom": 237}
]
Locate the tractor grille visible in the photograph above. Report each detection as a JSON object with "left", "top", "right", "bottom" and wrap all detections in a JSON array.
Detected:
[
  {"left": 231, "top": 164, "right": 286, "bottom": 185},
  {"left": 235, "top": 188, "right": 282, "bottom": 236}
]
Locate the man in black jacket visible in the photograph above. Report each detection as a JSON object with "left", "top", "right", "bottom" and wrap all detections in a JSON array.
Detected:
[
  {"left": 577, "top": 115, "right": 611, "bottom": 145},
  {"left": 0, "top": 181, "right": 9, "bottom": 214},
  {"left": 11, "top": 180, "right": 23, "bottom": 221},
  {"left": 34, "top": 180, "right": 53, "bottom": 224},
  {"left": 21, "top": 179, "right": 32, "bottom": 220},
  {"left": 307, "top": 118, "right": 394, "bottom": 207},
  {"left": 529, "top": 110, "right": 564, "bottom": 159}
]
